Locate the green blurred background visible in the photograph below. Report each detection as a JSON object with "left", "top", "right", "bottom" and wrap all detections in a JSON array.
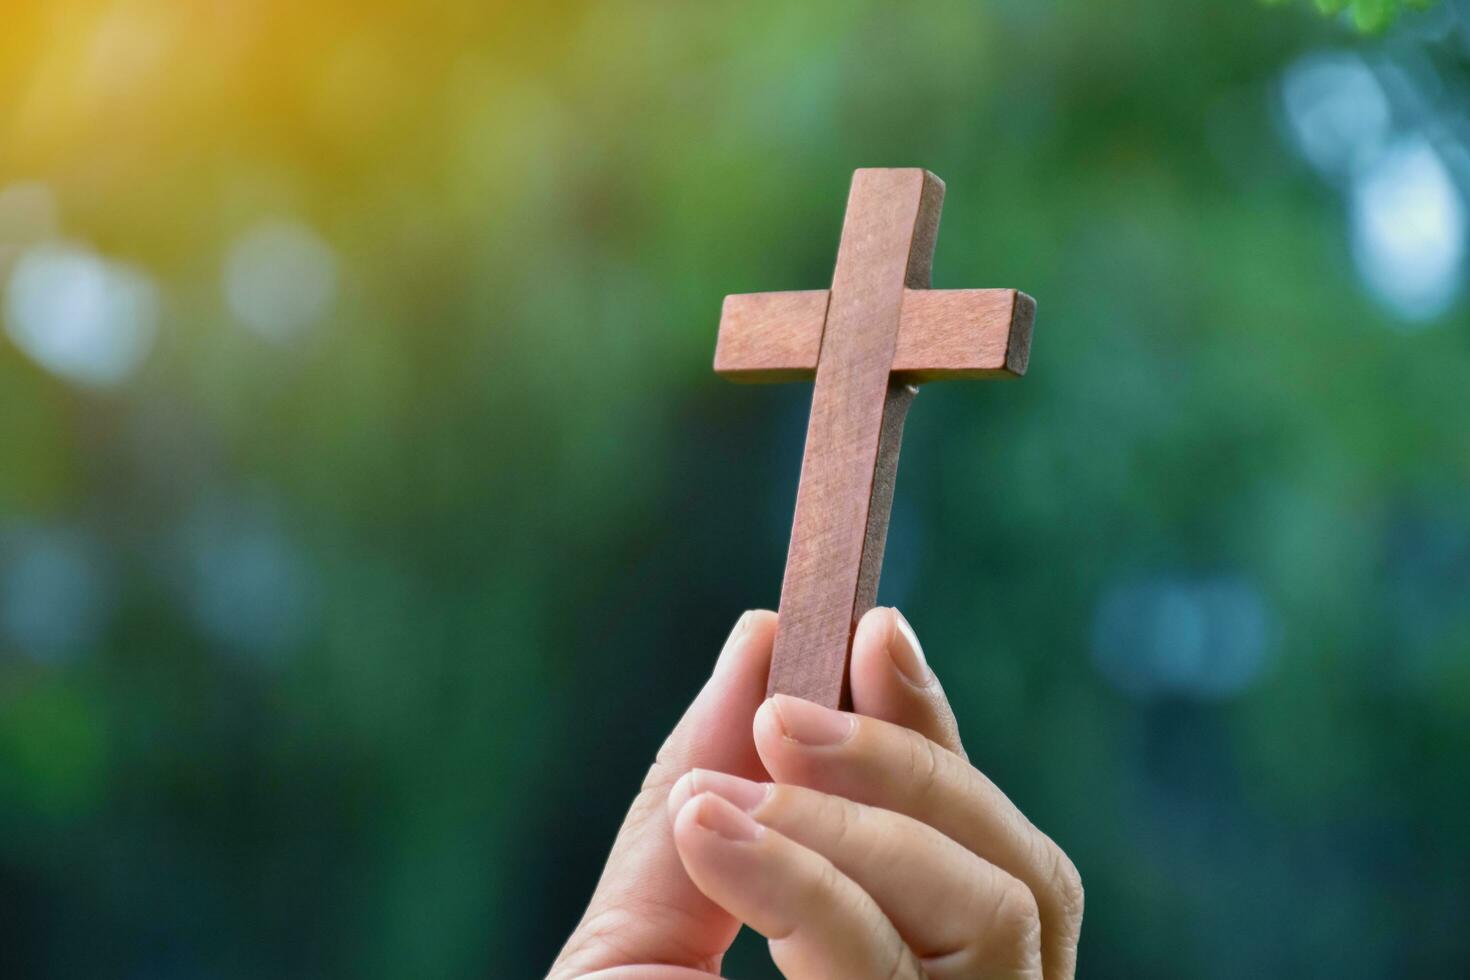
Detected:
[{"left": 2, "top": 1, "right": 1469, "bottom": 977}]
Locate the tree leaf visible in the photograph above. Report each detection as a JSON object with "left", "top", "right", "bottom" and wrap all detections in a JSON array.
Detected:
[{"left": 1350, "top": 0, "right": 1394, "bottom": 31}]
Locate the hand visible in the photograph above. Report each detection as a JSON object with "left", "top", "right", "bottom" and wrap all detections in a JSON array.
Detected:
[{"left": 549, "top": 608, "right": 1083, "bottom": 979}]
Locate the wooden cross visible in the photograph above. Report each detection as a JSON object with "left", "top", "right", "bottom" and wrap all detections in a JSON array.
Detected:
[{"left": 714, "top": 168, "right": 1035, "bottom": 709}]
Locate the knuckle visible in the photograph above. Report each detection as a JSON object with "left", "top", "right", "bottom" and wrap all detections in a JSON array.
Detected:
[
  {"left": 1037, "top": 835, "right": 1085, "bottom": 927},
  {"left": 563, "top": 901, "right": 721, "bottom": 976},
  {"left": 650, "top": 726, "right": 687, "bottom": 778},
  {"left": 628, "top": 759, "right": 683, "bottom": 824},
  {"left": 802, "top": 854, "right": 845, "bottom": 908},
  {"left": 1052, "top": 846, "right": 1087, "bottom": 922},
  {"left": 987, "top": 873, "right": 1042, "bottom": 952},
  {"left": 640, "top": 757, "right": 681, "bottom": 795},
  {"left": 903, "top": 729, "right": 945, "bottom": 802},
  {"left": 566, "top": 903, "right": 642, "bottom": 960},
  {"left": 879, "top": 943, "right": 915, "bottom": 980},
  {"left": 820, "top": 791, "right": 858, "bottom": 850},
  {"left": 930, "top": 870, "right": 1043, "bottom": 979}
]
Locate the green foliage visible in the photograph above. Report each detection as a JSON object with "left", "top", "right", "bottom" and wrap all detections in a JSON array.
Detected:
[
  {"left": 1276, "top": 0, "right": 1440, "bottom": 31},
  {"left": 1351, "top": 0, "right": 1396, "bottom": 31}
]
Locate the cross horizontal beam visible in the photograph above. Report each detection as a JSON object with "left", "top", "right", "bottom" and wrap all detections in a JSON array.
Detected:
[{"left": 715, "top": 287, "right": 1034, "bottom": 383}]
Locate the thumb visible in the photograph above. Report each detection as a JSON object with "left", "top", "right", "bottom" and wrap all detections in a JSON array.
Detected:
[{"left": 550, "top": 610, "right": 776, "bottom": 978}]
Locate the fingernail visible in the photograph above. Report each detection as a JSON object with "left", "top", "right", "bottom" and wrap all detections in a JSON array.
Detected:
[
  {"left": 694, "top": 793, "right": 764, "bottom": 842},
  {"left": 714, "top": 611, "right": 753, "bottom": 671},
  {"left": 771, "top": 694, "right": 854, "bottom": 746},
  {"left": 723, "top": 611, "right": 751, "bottom": 648},
  {"left": 889, "top": 609, "right": 931, "bottom": 686},
  {"left": 692, "top": 769, "right": 771, "bottom": 813}
]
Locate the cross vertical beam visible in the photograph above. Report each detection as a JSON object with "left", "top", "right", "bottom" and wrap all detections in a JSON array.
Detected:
[
  {"left": 769, "top": 169, "right": 944, "bottom": 707},
  {"left": 715, "top": 168, "right": 1034, "bottom": 709}
]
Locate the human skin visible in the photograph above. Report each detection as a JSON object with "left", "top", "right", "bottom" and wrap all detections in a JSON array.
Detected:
[{"left": 549, "top": 608, "right": 1084, "bottom": 980}]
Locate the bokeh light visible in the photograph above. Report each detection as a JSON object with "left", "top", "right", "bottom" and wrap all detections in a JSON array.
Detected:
[
  {"left": 0, "top": 525, "right": 109, "bottom": 665},
  {"left": 1091, "top": 575, "right": 1274, "bottom": 700},
  {"left": 177, "top": 498, "right": 313, "bottom": 661},
  {"left": 1350, "top": 136, "right": 1465, "bottom": 320},
  {"left": 4, "top": 243, "right": 159, "bottom": 387},
  {"left": 1279, "top": 44, "right": 1468, "bottom": 322},
  {"left": 224, "top": 218, "right": 338, "bottom": 344},
  {"left": 1281, "top": 51, "right": 1391, "bottom": 177}
]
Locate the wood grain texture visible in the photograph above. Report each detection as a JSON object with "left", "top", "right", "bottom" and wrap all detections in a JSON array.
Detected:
[
  {"left": 767, "top": 168, "right": 944, "bottom": 708},
  {"left": 712, "top": 168, "right": 1036, "bottom": 709},
  {"left": 716, "top": 288, "right": 1034, "bottom": 382},
  {"left": 895, "top": 288, "right": 1035, "bottom": 379},
  {"left": 713, "top": 290, "right": 827, "bottom": 382}
]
